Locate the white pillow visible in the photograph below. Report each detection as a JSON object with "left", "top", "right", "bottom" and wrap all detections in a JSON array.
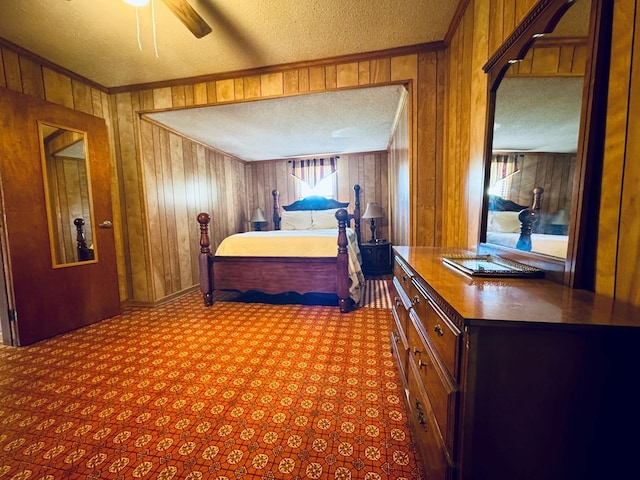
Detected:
[
  {"left": 311, "top": 209, "right": 341, "bottom": 229},
  {"left": 488, "top": 211, "right": 522, "bottom": 233},
  {"left": 280, "top": 210, "right": 313, "bottom": 230}
]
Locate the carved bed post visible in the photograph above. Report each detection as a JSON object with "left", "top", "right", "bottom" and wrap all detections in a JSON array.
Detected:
[
  {"left": 353, "top": 184, "right": 361, "bottom": 244},
  {"left": 272, "top": 190, "right": 281, "bottom": 230},
  {"left": 335, "top": 208, "right": 352, "bottom": 313},
  {"left": 74, "top": 218, "right": 94, "bottom": 261},
  {"left": 517, "top": 187, "right": 544, "bottom": 251},
  {"left": 197, "top": 212, "right": 214, "bottom": 306}
]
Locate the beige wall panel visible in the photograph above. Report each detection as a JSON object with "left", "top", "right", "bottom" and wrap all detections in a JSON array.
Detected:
[
  {"left": 309, "top": 66, "right": 326, "bottom": 91},
  {"left": 416, "top": 52, "right": 439, "bottom": 246},
  {"left": 616, "top": 1, "right": 640, "bottom": 306},
  {"left": 359, "top": 61, "right": 370, "bottom": 85},
  {"left": 390, "top": 55, "right": 418, "bottom": 82},
  {"left": 298, "top": 68, "right": 310, "bottom": 92},
  {"left": 234, "top": 78, "right": 244, "bottom": 100},
  {"left": 43, "top": 68, "right": 73, "bottom": 108},
  {"left": 336, "top": 63, "right": 358, "bottom": 88},
  {"left": 153, "top": 87, "right": 172, "bottom": 109},
  {"left": 19, "top": 57, "right": 44, "bottom": 100},
  {"left": 206, "top": 81, "right": 217, "bottom": 103},
  {"left": 184, "top": 84, "right": 195, "bottom": 106},
  {"left": 216, "top": 79, "right": 235, "bottom": 102},
  {"left": 371, "top": 58, "right": 391, "bottom": 84},
  {"left": 283, "top": 70, "right": 300, "bottom": 94},
  {"left": 261, "top": 72, "right": 283, "bottom": 97},
  {"left": 171, "top": 85, "right": 186, "bottom": 107},
  {"left": 2, "top": 48, "right": 22, "bottom": 92},
  {"left": 193, "top": 82, "right": 208, "bottom": 105},
  {"left": 114, "top": 92, "right": 150, "bottom": 301},
  {"left": 244, "top": 75, "right": 261, "bottom": 99},
  {"left": 72, "top": 80, "right": 94, "bottom": 115},
  {"left": 326, "top": 65, "right": 337, "bottom": 89}
]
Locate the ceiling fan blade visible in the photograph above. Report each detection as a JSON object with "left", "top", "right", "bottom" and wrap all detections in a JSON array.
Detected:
[{"left": 160, "top": 0, "right": 212, "bottom": 38}]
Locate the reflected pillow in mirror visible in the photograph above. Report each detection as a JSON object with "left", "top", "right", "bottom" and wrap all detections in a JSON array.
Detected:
[
  {"left": 280, "top": 210, "right": 313, "bottom": 230},
  {"left": 488, "top": 211, "right": 522, "bottom": 233},
  {"left": 311, "top": 209, "right": 340, "bottom": 229}
]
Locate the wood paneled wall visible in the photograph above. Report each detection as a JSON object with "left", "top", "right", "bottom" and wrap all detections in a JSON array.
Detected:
[
  {"left": 111, "top": 56, "right": 421, "bottom": 304},
  {"left": 139, "top": 121, "right": 248, "bottom": 302},
  {"left": 245, "top": 152, "right": 390, "bottom": 242},
  {"left": 597, "top": 0, "right": 640, "bottom": 305},
  {"left": 497, "top": 153, "right": 576, "bottom": 213},
  {"left": 3, "top": 0, "right": 640, "bottom": 307},
  {"left": 389, "top": 93, "right": 411, "bottom": 246}
]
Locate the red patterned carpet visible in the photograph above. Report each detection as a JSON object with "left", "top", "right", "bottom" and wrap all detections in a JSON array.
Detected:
[{"left": 0, "top": 290, "right": 423, "bottom": 479}]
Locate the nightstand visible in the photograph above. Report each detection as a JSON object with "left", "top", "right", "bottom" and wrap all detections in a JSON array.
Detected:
[{"left": 360, "top": 240, "right": 392, "bottom": 276}]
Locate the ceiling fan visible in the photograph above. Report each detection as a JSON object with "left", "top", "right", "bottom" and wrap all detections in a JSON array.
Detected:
[{"left": 124, "top": 0, "right": 212, "bottom": 38}]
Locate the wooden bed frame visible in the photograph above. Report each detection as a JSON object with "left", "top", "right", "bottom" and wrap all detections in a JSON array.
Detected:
[
  {"left": 488, "top": 186, "right": 544, "bottom": 251},
  {"left": 197, "top": 184, "right": 362, "bottom": 313}
]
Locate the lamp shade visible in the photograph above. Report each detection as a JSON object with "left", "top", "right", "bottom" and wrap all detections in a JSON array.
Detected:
[
  {"left": 250, "top": 208, "right": 267, "bottom": 223},
  {"left": 362, "top": 202, "right": 384, "bottom": 219}
]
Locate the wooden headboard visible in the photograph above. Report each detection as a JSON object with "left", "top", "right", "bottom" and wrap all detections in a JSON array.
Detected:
[{"left": 271, "top": 184, "right": 362, "bottom": 243}]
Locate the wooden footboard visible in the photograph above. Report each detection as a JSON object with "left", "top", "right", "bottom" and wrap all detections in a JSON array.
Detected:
[{"left": 196, "top": 208, "right": 355, "bottom": 312}]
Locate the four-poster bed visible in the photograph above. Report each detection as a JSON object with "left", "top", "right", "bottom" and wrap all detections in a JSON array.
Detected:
[{"left": 197, "top": 185, "right": 364, "bottom": 312}]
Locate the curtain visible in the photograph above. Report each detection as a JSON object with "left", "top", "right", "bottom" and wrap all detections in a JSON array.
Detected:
[
  {"left": 489, "top": 154, "right": 522, "bottom": 198},
  {"left": 289, "top": 157, "right": 338, "bottom": 189}
]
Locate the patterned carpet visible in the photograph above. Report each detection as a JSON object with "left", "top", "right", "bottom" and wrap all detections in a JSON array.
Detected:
[{"left": 0, "top": 290, "right": 422, "bottom": 479}]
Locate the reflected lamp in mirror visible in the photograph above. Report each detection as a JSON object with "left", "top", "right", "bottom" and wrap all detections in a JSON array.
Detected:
[
  {"left": 362, "top": 202, "right": 384, "bottom": 243},
  {"left": 250, "top": 207, "right": 267, "bottom": 231}
]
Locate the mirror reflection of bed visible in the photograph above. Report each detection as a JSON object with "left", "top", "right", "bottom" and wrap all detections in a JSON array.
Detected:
[{"left": 486, "top": 53, "right": 585, "bottom": 259}]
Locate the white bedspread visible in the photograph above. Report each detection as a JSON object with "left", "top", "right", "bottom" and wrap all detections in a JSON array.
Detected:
[{"left": 215, "top": 228, "right": 365, "bottom": 302}]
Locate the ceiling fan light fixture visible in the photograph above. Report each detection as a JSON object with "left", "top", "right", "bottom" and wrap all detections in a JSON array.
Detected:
[{"left": 123, "top": 0, "right": 150, "bottom": 6}]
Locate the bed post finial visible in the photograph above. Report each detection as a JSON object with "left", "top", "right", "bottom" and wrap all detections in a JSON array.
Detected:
[
  {"left": 353, "top": 184, "right": 361, "bottom": 244},
  {"left": 516, "top": 187, "right": 544, "bottom": 252},
  {"left": 197, "top": 212, "right": 214, "bottom": 306},
  {"left": 272, "top": 190, "right": 281, "bottom": 230}
]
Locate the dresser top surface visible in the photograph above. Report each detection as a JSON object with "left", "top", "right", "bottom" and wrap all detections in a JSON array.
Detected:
[{"left": 393, "top": 246, "right": 640, "bottom": 328}]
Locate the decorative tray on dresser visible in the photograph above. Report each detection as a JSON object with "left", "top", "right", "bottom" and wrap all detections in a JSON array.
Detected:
[{"left": 390, "top": 246, "right": 640, "bottom": 480}]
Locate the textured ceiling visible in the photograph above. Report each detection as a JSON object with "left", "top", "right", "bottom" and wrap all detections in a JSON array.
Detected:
[
  {"left": 0, "top": 0, "right": 590, "bottom": 161},
  {"left": 0, "top": 0, "right": 459, "bottom": 161},
  {"left": 145, "top": 85, "right": 407, "bottom": 161},
  {"left": 0, "top": 0, "right": 459, "bottom": 88}
]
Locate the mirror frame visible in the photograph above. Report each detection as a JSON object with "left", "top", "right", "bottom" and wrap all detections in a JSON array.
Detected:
[
  {"left": 38, "top": 121, "right": 98, "bottom": 268},
  {"left": 478, "top": 0, "right": 612, "bottom": 288}
]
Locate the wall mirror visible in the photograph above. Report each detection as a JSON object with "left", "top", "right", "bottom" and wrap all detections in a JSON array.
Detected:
[
  {"left": 39, "top": 122, "right": 97, "bottom": 267},
  {"left": 479, "top": 0, "right": 611, "bottom": 287}
]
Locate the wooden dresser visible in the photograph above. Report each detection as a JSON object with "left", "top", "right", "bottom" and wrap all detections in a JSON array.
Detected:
[{"left": 391, "top": 246, "right": 640, "bottom": 480}]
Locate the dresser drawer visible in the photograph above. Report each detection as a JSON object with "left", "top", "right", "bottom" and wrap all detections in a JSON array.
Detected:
[
  {"left": 393, "top": 255, "right": 414, "bottom": 298},
  {"left": 408, "top": 311, "right": 458, "bottom": 456},
  {"left": 405, "top": 358, "right": 455, "bottom": 479},
  {"left": 391, "top": 303, "right": 409, "bottom": 383},
  {"left": 411, "top": 279, "right": 461, "bottom": 379}
]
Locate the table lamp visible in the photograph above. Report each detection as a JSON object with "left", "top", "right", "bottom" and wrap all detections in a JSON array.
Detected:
[
  {"left": 361, "top": 202, "right": 384, "bottom": 243},
  {"left": 250, "top": 207, "right": 267, "bottom": 231}
]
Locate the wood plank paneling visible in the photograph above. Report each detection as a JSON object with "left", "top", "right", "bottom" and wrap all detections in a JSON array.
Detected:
[{"left": 2, "top": 0, "right": 639, "bottom": 308}]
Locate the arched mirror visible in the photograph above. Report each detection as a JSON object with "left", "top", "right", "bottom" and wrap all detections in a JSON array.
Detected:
[
  {"left": 39, "top": 122, "right": 97, "bottom": 267},
  {"left": 479, "top": 0, "right": 612, "bottom": 287}
]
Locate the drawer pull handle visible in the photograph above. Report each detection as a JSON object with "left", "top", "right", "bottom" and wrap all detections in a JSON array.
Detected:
[
  {"left": 434, "top": 324, "right": 444, "bottom": 337},
  {"left": 415, "top": 400, "right": 427, "bottom": 427},
  {"left": 392, "top": 331, "right": 400, "bottom": 344},
  {"left": 418, "top": 359, "right": 426, "bottom": 369},
  {"left": 412, "top": 347, "right": 421, "bottom": 355},
  {"left": 402, "top": 275, "right": 407, "bottom": 282},
  {"left": 412, "top": 296, "right": 420, "bottom": 306}
]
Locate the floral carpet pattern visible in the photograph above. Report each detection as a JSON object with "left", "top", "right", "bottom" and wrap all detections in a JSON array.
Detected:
[{"left": 0, "top": 292, "right": 422, "bottom": 479}]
